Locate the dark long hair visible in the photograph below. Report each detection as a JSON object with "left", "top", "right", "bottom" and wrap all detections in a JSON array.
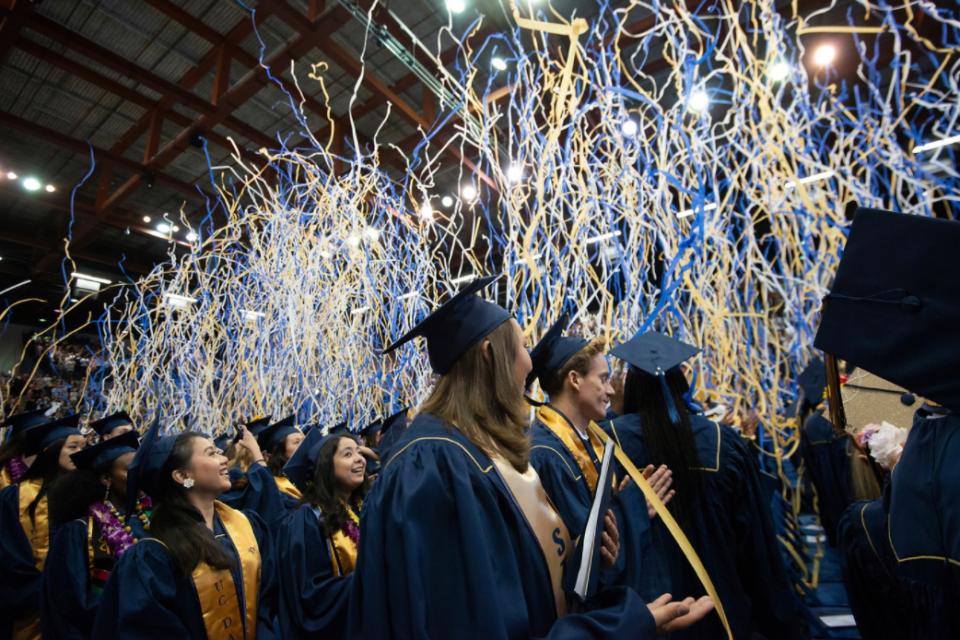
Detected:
[
  {"left": 149, "top": 432, "right": 235, "bottom": 574},
  {"left": 21, "top": 437, "right": 69, "bottom": 524},
  {"left": 0, "top": 430, "right": 26, "bottom": 471},
  {"left": 48, "top": 468, "right": 104, "bottom": 524},
  {"left": 300, "top": 435, "right": 369, "bottom": 537},
  {"left": 622, "top": 367, "right": 703, "bottom": 529},
  {"left": 267, "top": 439, "right": 289, "bottom": 476}
]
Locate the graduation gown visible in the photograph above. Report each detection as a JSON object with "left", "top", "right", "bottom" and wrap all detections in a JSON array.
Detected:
[
  {"left": 91, "top": 504, "right": 278, "bottom": 639},
  {"left": 800, "top": 409, "right": 853, "bottom": 545},
  {"left": 40, "top": 510, "right": 150, "bottom": 640},
  {"left": 885, "top": 409, "right": 960, "bottom": 638},
  {"left": 607, "top": 413, "right": 806, "bottom": 640},
  {"left": 0, "top": 479, "right": 50, "bottom": 640},
  {"left": 274, "top": 504, "right": 353, "bottom": 639},
  {"left": 218, "top": 462, "right": 289, "bottom": 529},
  {"left": 528, "top": 405, "right": 654, "bottom": 598},
  {"left": 350, "top": 413, "right": 656, "bottom": 639}
]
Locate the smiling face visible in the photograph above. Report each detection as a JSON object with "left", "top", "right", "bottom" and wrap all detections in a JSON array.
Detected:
[
  {"left": 58, "top": 434, "right": 86, "bottom": 471},
  {"left": 176, "top": 436, "right": 231, "bottom": 494},
  {"left": 570, "top": 353, "right": 615, "bottom": 422},
  {"left": 331, "top": 436, "right": 366, "bottom": 494}
]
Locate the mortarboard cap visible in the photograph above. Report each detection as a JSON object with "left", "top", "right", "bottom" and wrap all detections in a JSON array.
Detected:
[
  {"left": 382, "top": 275, "right": 512, "bottom": 374},
  {"left": 124, "top": 417, "right": 176, "bottom": 512},
  {"left": 89, "top": 411, "right": 135, "bottom": 437},
  {"left": 797, "top": 358, "right": 826, "bottom": 407},
  {"left": 256, "top": 415, "right": 301, "bottom": 451},
  {"left": 213, "top": 432, "right": 233, "bottom": 452},
  {"left": 244, "top": 416, "right": 272, "bottom": 435},
  {"left": 609, "top": 331, "right": 700, "bottom": 376},
  {"left": 2, "top": 409, "right": 51, "bottom": 439},
  {"left": 70, "top": 430, "right": 139, "bottom": 473},
  {"left": 359, "top": 418, "right": 383, "bottom": 438},
  {"left": 326, "top": 421, "right": 349, "bottom": 437},
  {"left": 814, "top": 208, "right": 960, "bottom": 412},
  {"left": 23, "top": 414, "right": 82, "bottom": 456},
  {"left": 525, "top": 312, "right": 590, "bottom": 390}
]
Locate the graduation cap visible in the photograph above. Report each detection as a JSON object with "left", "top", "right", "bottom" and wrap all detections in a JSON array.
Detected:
[
  {"left": 381, "top": 407, "right": 408, "bottom": 437},
  {"left": 70, "top": 429, "right": 139, "bottom": 473},
  {"left": 814, "top": 208, "right": 960, "bottom": 412},
  {"left": 89, "top": 411, "right": 135, "bottom": 437},
  {"left": 23, "top": 414, "right": 82, "bottom": 456},
  {"left": 797, "top": 358, "right": 826, "bottom": 407},
  {"left": 382, "top": 275, "right": 511, "bottom": 374},
  {"left": 283, "top": 425, "right": 346, "bottom": 493},
  {"left": 2, "top": 409, "right": 51, "bottom": 439},
  {"left": 610, "top": 331, "right": 701, "bottom": 424},
  {"left": 359, "top": 418, "right": 383, "bottom": 438},
  {"left": 326, "top": 421, "right": 349, "bottom": 437},
  {"left": 244, "top": 416, "right": 273, "bottom": 434},
  {"left": 525, "top": 312, "right": 589, "bottom": 391},
  {"left": 255, "top": 415, "right": 301, "bottom": 451},
  {"left": 125, "top": 417, "right": 176, "bottom": 512},
  {"left": 213, "top": 432, "right": 233, "bottom": 452}
]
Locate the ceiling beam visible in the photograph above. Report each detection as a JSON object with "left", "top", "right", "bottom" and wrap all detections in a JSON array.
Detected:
[{"left": 0, "top": 0, "right": 31, "bottom": 65}]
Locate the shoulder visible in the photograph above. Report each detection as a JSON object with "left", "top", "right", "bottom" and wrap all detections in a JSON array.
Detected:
[{"left": 382, "top": 413, "right": 492, "bottom": 476}]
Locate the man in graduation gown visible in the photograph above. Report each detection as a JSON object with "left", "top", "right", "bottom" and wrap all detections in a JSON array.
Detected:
[{"left": 814, "top": 207, "right": 960, "bottom": 638}]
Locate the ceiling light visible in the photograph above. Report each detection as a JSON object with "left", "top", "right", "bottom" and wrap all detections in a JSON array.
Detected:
[
  {"left": 351, "top": 306, "right": 370, "bottom": 315},
  {"left": 768, "top": 61, "right": 791, "bottom": 82},
  {"left": 450, "top": 273, "right": 477, "bottom": 285},
  {"left": 506, "top": 163, "right": 524, "bottom": 183},
  {"left": 419, "top": 202, "right": 434, "bottom": 221},
  {"left": 491, "top": 57, "right": 508, "bottom": 71},
  {"left": 74, "top": 278, "right": 102, "bottom": 293},
  {"left": 347, "top": 234, "right": 362, "bottom": 248},
  {"left": 461, "top": 184, "right": 478, "bottom": 203},
  {"left": 399, "top": 291, "right": 418, "bottom": 300},
  {"left": 914, "top": 134, "right": 960, "bottom": 153},
  {"left": 172, "top": 225, "right": 180, "bottom": 233},
  {"left": 70, "top": 271, "right": 111, "bottom": 285},
  {"left": 186, "top": 231, "right": 198, "bottom": 242},
  {"left": 38, "top": 318, "right": 47, "bottom": 323},
  {"left": 441, "top": 195, "right": 454, "bottom": 208},
  {"left": 620, "top": 119, "right": 638, "bottom": 137},
  {"left": 584, "top": 230, "right": 622, "bottom": 245},
  {"left": 813, "top": 44, "right": 836, "bottom": 67},
  {"left": 163, "top": 293, "right": 196, "bottom": 309},
  {"left": 6, "top": 171, "right": 17, "bottom": 180},
  {"left": 677, "top": 202, "right": 718, "bottom": 219},
  {"left": 445, "top": 0, "right": 466, "bottom": 13},
  {"left": 143, "top": 216, "right": 151, "bottom": 223},
  {"left": 363, "top": 227, "right": 380, "bottom": 241},
  {"left": 688, "top": 89, "right": 710, "bottom": 113},
  {"left": 156, "top": 223, "right": 171, "bottom": 233},
  {"left": 22, "top": 177, "right": 41, "bottom": 191},
  {"left": 785, "top": 169, "right": 835, "bottom": 189},
  {"left": 44, "top": 184, "right": 56, "bottom": 193},
  {"left": 242, "top": 309, "right": 264, "bottom": 322},
  {"left": 0, "top": 280, "right": 30, "bottom": 296}
]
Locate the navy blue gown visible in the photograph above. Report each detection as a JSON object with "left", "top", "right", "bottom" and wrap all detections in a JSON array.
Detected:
[
  {"left": 274, "top": 504, "right": 353, "bottom": 639},
  {"left": 218, "top": 462, "right": 289, "bottom": 530},
  {"left": 0, "top": 479, "right": 49, "bottom": 640},
  {"left": 349, "top": 413, "right": 657, "bottom": 639},
  {"left": 606, "top": 413, "right": 806, "bottom": 640},
  {"left": 91, "top": 507, "right": 278, "bottom": 639},
  {"left": 528, "top": 407, "right": 655, "bottom": 599},
  {"left": 800, "top": 410, "right": 853, "bottom": 545},
  {"left": 40, "top": 513, "right": 150, "bottom": 639},
  {"left": 885, "top": 409, "right": 960, "bottom": 638}
]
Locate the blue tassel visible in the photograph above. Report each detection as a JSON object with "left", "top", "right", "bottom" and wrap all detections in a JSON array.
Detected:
[{"left": 660, "top": 372, "right": 681, "bottom": 425}]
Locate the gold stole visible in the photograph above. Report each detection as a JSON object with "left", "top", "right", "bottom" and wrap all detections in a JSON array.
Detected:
[
  {"left": 190, "top": 502, "right": 261, "bottom": 640},
  {"left": 0, "top": 465, "right": 11, "bottom": 490},
  {"left": 537, "top": 405, "right": 605, "bottom": 493},
  {"left": 490, "top": 454, "right": 571, "bottom": 618},
  {"left": 273, "top": 475, "right": 303, "bottom": 500},
  {"left": 17, "top": 479, "right": 49, "bottom": 571},
  {"left": 329, "top": 529, "right": 358, "bottom": 576}
]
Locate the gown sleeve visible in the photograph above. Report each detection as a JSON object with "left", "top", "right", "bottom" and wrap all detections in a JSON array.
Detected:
[
  {"left": 219, "top": 463, "right": 288, "bottom": 530},
  {"left": 241, "top": 509, "right": 280, "bottom": 640},
  {"left": 274, "top": 505, "right": 352, "bottom": 639},
  {"left": 91, "top": 539, "right": 191, "bottom": 639},
  {"left": 40, "top": 519, "right": 97, "bottom": 640},
  {"left": 350, "top": 437, "right": 657, "bottom": 640},
  {"left": 0, "top": 484, "right": 42, "bottom": 632}
]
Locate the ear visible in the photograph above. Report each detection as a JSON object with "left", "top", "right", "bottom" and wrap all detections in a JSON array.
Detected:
[
  {"left": 171, "top": 468, "right": 190, "bottom": 485},
  {"left": 567, "top": 369, "right": 581, "bottom": 393},
  {"left": 481, "top": 338, "right": 493, "bottom": 362},
  {"left": 100, "top": 474, "right": 111, "bottom": 488}
]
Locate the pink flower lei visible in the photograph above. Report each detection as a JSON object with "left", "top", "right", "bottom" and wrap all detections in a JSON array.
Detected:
[
  {"left": 88, "top": 496, "right": 152, "bottom": 558},
  {"left": 6, "top": 456, "right": 28, "bottom": 483}
]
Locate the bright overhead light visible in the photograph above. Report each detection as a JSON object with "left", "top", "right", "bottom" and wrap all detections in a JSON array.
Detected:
[
  {"left": 22, "top": 177, "right": 41, "bottom": 191},
  {"left": 44, "top": 184, "right": 56, "bottom": 193},
  {"left": 813, "top": 44, "right": 836, "bottom": 67},
  {"left": 584, "top": 230, "right": 622, "bottom": 245},
  {"left": 768, "top": 60, "right": 791, "bottom": 82},
  {"left": 171, "top": 225, "right": 180, "bottom": 233},
  {"left": 186, "top": 231, "right": 198, "bottom": 242},
  {"left": 38, "top": 318, "right": 47, "bottom": 323},
  {"left": 441, "top": 195, "right": 454, "bottom": 208},
  {"left": 620, "top": 119, "right": 638, "bottom": 137},
  {"left": 163, "top": 293, "right": 196, "bottom": 309},
  {"left": 914, "top": 134, "right": 960, "bottom": 153},
  {"left": 71, "top": 271, "right": 111, "bottom": 285},
  {"left": 6, "top": 171, "right": 17, "bottom": 180},
  {"left": 351, "top": 306, "right": 370, "bottom": 315},
  {"left": 688, "top": 89, "right": 710, "bottom": 113},
  {"left": 419, "top": 202, "right": 434, "bottom": 221},
  {"left": 445, "top": 0, "right": 466, "bottom": 13},
  {"left": 241, "top": 309, "right": 264, "bottom": 322},
  {"left": 0, "top": 280, "right": 30, "bottom": 296},
  {"left": 450, "top": 273, "right": 477, "bottom": 285},
  {"left": 399, "top": 291, "right": 418, "bottom": 300},
  {"left": 74, "top": 278, "right": 102, "bottom": 293},
  {"left": 461, "top": 184, "right": 478, "bottom": 203},
  {"left": 786, "top": 169, "right": 835, "bottom": 189},
  {"left": 346, "top": 234, "right": 362, "bottom": 248},
  {"left": 363, "top": 227, "right": 380, "bottom": 241},
  {"left": 156, "top": 222, "right": 171, "bottom": 233},
  {"left": 506, "top": 163, "right": 524, "bottom": 183},
  {"left": 143, "top": 216, "right": 151, "bottom": 223},
  {"left": 491, "top": 57, "right": 508, "bottom": 71},
  {"left": 677, "top": 202, "right": 718, "bottom": 219}
]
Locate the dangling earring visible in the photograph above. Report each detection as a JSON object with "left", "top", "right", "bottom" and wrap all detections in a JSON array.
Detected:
[
  {"left": 103, "top": 481, "right": 111, "bottom": 504},
  {"left": 183, "top": 478, "right": 195, "bottom": 489}
]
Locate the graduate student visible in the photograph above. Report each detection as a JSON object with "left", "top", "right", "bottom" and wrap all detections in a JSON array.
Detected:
[
  {"left": 525, "top": 313, "right": 673, "bottom": 598},
  {"left": 88, "top": 411, "right": 137, "bottom": 441},
  {"left": 218, "top": 420, "right": 289, "bottom": 529},
  {"left": 351, "top": 275, "right": 713, "bottom": 639},
  {"left": 371, "top": 406, "right": 408, "bottom": 462},
  {"left": 91, "top": 419, "right": 278, "bottom": 639},
  {"left": 250, "top": 415, "right": 305, "bottom": 505},
  {"left": 814, "top": 206, "right": 960, "bottom": 638},
  {"left": 606, "top": 332, "right": 807, "bottom": 640},
  {"left": 40, "top": 431, "right": 148, "bottom": 639},
  {"left": 0, "top": 409, "right": 50, "bottom": 489},
  {"left": 273, "top": 426, "right": 365, "bottom": 638},
  {"left": 0, "top": 414, "right": 85, "bottom": 640}
]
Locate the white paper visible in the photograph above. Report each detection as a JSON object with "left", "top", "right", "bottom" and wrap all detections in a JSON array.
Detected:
[{"left": 820, "top": 614, "right": 857, "bottom": 628}]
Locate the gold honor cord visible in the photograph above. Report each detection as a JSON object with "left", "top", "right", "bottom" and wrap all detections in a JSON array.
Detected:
[{"left": 587, "top": 424, "right": 733, "bottom": 640}]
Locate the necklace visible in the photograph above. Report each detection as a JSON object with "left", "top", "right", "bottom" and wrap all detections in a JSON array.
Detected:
[
  {"left": 341, "top": 499, "right": 362, "bottom": 545},
  {"left": 88, "top": 495, "right": 152, "bottom": 558}
]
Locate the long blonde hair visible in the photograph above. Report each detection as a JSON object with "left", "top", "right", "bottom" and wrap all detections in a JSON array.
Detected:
[{"left": 420, "top": 320, "right": 531, "bottom": 471}]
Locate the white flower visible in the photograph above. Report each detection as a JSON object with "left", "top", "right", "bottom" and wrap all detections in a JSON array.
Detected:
[{"left": 865, "top": 421, "right": 908, "bottom": 470}]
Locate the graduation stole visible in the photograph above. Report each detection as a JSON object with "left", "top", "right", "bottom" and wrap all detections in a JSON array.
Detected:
[
  {"left": 273, "top": 475, "right": 303, "bottom": 500},
  {"left": 191, "top": 502, "right": 261, "bottom": 640},
  {"left": 536, "top": 405, "right": 605, "bottom": 493},
  {"left": 490, "top": 454, "right": 571, "bottom": 618},
  {"left": 588, "top": 424, "right": 733, "bottom": 640},
  {"left": 329, "top": 529, "right": 358, "bottom": 576},
  {"left": 17, "top": 478, "right": 50, "bottom": 571}
]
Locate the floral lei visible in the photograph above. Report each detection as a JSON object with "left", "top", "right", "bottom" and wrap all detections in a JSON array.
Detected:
[
  {"left": 88, "top": 495, "right": 152, "bottom": 558},
  {"left": 6, "top": 456, "right": 28, "bottom": 483},
  {"left": 342, "top": 500, "right": 362, "bottom": 545}
]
